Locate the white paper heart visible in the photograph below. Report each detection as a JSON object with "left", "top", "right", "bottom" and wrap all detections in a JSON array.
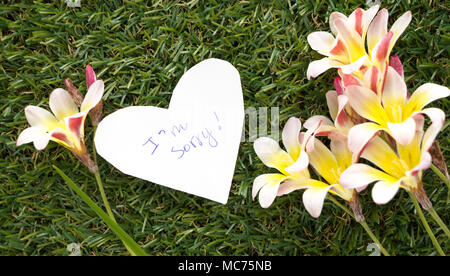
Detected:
[{"left": 94, "top": 59, "right": 244, "bottom": 204}]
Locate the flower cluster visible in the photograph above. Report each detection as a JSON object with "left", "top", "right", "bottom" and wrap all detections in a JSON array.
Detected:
[
  {"left": 253, "top": 5, "right": 449, "bottom": 222},
  {"left": 17, "top": 65, "right": 104, "bottom": 172}
]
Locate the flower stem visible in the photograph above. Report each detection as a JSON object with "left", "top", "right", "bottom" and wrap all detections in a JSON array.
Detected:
[
  {"left": 91, "top": 128, "right": 136, "bottom": 256},
  {"left": 409, "top": 192, "right": 445, "bottom": 256},
  {"left": 430, "top": 163, "right": 450, "bottom": 204},
  {"left": 94, "top": 170, "right": 116, "bottom": 222},
  {"left": 431, "top": 164, "right": 450, "bottom": 190},
  {"left": 427, "top": 207, "right": 450, "bottom": 239},
  {"left": 54, "top": 166, "right": 147, "bottom": 256},
  {"left": 328, "top": 196, "right": 390, "bottom": 256}
]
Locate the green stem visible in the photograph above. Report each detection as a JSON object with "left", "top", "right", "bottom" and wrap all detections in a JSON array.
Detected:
[
  {"left": 91, "top": 130, "right": 136, "bottom": 256},
  {"left": 328, "top": 196, "right": 390, "bottom": 256},
  {"left": 53, "top": 166, "right": 148, "bottom": 256},
  {"left": 431, "top": 164, "right": 450, "bottom": 190},
  {"left": 409, "top": 192, "right": 445, "bottom": 256},
  {"left": 94, "top": 170, "right": 116, "bottom": 222},
  {"left": 427, "top": 207, "right": 450, "bottom": 239},
  {"left": 430, "top": 163, "right": 450, "bottom": 204}
]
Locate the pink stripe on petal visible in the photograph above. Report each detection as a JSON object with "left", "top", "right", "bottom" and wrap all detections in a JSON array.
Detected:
[
  {"left": 375, "top": 31, "right": 393, "bottom": 62},
  {"left": 51, "top": 131, "right": 71, "bottom": 146},
  {"left": 354, "top": 8, "right": 363, "bottom": 36},
  {"left": 68, "top": 115, "right": 85, "bottom": 139},
  {"left": 334, "top": 77, "right": 344, "bottom": 95},
  {"left": 342, "top": 74, "right": 362, "bottom": 88},
  {"left": 389, "top": 56, "right": 404, "bottom": 79},
  {"left": 86, "top": 65, "right": 97, "bottom": 89}
]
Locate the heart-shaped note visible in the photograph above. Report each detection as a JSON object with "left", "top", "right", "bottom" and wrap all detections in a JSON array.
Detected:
[{"left": 94, "top": 59, "right": 244, "bottom": 204}]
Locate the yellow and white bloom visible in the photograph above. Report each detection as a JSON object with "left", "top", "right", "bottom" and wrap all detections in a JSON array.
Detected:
[
  {"left": 17, "top": 80, "right": 104, "bottom": 169},
  {"left": 252, "top": 117, "right": 315, "bottom": 208},
  {"left": 345, "top": 67, "right": 449, "bottom": 160},
  {"left": 277, "top": 134, "right": 362, "bottom": 219},
  {"left": 307, "top": 6, "right": 411, "bottom": 80},
  {"left": 340, "top": 114, "right": 442, "bottom": 207}
]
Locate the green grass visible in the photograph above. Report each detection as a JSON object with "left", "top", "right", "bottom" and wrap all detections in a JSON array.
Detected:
[{"left": 0, "top": 0, "right": 449, "bottom": 256}]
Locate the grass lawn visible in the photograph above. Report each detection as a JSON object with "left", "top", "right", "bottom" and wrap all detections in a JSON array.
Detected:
[{"left": 0, "top": 0, "right": 448, "bottom": 256}]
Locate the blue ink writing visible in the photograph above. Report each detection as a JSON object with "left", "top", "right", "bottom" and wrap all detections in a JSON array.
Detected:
[
  {"left": 142, "top": 137, "right": 159, "bottom": 155},
  {"left": 214, "top": 112, "right": 221, "bottom": 130},
  {"left": 170, "top": 127, "right": 218, "bottom": 159},
  {"left": 171, "top": 123, "right": 188, "bottom": 137}
]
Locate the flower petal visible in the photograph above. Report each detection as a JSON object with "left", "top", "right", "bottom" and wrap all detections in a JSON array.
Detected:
[
  {"left": 65, "top": 112, "right": 87, "bottom": 140},
  {"left": 308, "top": 138, "right": 340, "bottom": 185},
  {"left": 330, "top": 139, "right": 352, "bottom": 171},
  {"left": 389, "top": 56, "right": 404, "bottom": 79},
  {"left": 371, "top": 31, "right": 393, "bottom": 73},
  {"left": 387, "top": 117, "right": 416, "bottom": 145},
  {"left": 360, "top": 4, "right": 380, "bottom": 40},
  {"left": 339, "top": 163, "right": 397, "bottom": 189},
  {"left": 257, "top": 174, "right": 286, "bottom": 208},
  {"left": 307, "top": 58, "right": 342, "bottom": 79},
  {"left": 80, "top": 80, "right": 104, "bottom": 113},
  {"left": 334, "top": 17, "right": 366, "bottom": 61},
  {"left": 408, "top": 151, "right": 431, "bottom": 177},
  {"left": 285, "top": 150, "right": 309, "bottom": 174},
  {"left": 303, "top": 184, "right": 334, "bottom": 218},
  {"left": 372, "top": 180, "right": 401, "bottom": 204},
  {"left": 33, "top": 133, "right": 50, "bottom": 150},
  {"left": 24, "top": 105, "right": 58, "bottom": 131},
  {"left": 304, "top": 115, "right": 334, "bottom": 129},
  {"left": 382, "top": 66, "right": 407, "bottom": 117},
  {"left": 49, "top": 127, "right": 74, "bottom": 149},
  {"left": 86, "top": 64, "right": 97, "bottom": 89},
  {"left": 404, "top": 83, "right": 450, "bottom": 117},
  {"left": 307, "top": 32, "right": 335, "bottom": 55},
  {"left": 367, "top": 8, "right": 388, "bottom": 54},
  {"left": 49, "top": 88, "right": 79, "bottom": 121},
  {"left": 329, "top": 12, "right": 347, "bottom": 36},
  {"left": 277, "top": 178, "right": 313, "bottom": 196},
  {"left": 388, "top": 11, "right": 412, "bottom": 54},
  {"left": 17, "top": 127, "right": 47, "bottom": 147},
  {"left": 254, "top": 137, "right": 292, "bottom": 174},
  {"left": 362, "top": 66, "right": 380, "bottom": 94},
  {"left": 325, "top": 90, "right": 339, "bottom": 121},
  {"left": 340, "top": 55, "right": 370, "bottom": 75},
  {"left": 345, "top": 85, "right": 389, "bottom": 124},
  {"left": 282, "top": 117, "right": 302, "bottom": 160},
  {"left": 416, "top": 108, "right": 446, "bottom": 154},
  {"left": 347, "top": 122, "right": 384, "bottom": 162},
  {"left": 360, "top": 136, "right": 405, "bottom": 179},
  {"left": 335, "top": 94, "right": 353, "bottom": 131},
  {"left": 252, "top": 173, "right": 285, "bottom": 201}
]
